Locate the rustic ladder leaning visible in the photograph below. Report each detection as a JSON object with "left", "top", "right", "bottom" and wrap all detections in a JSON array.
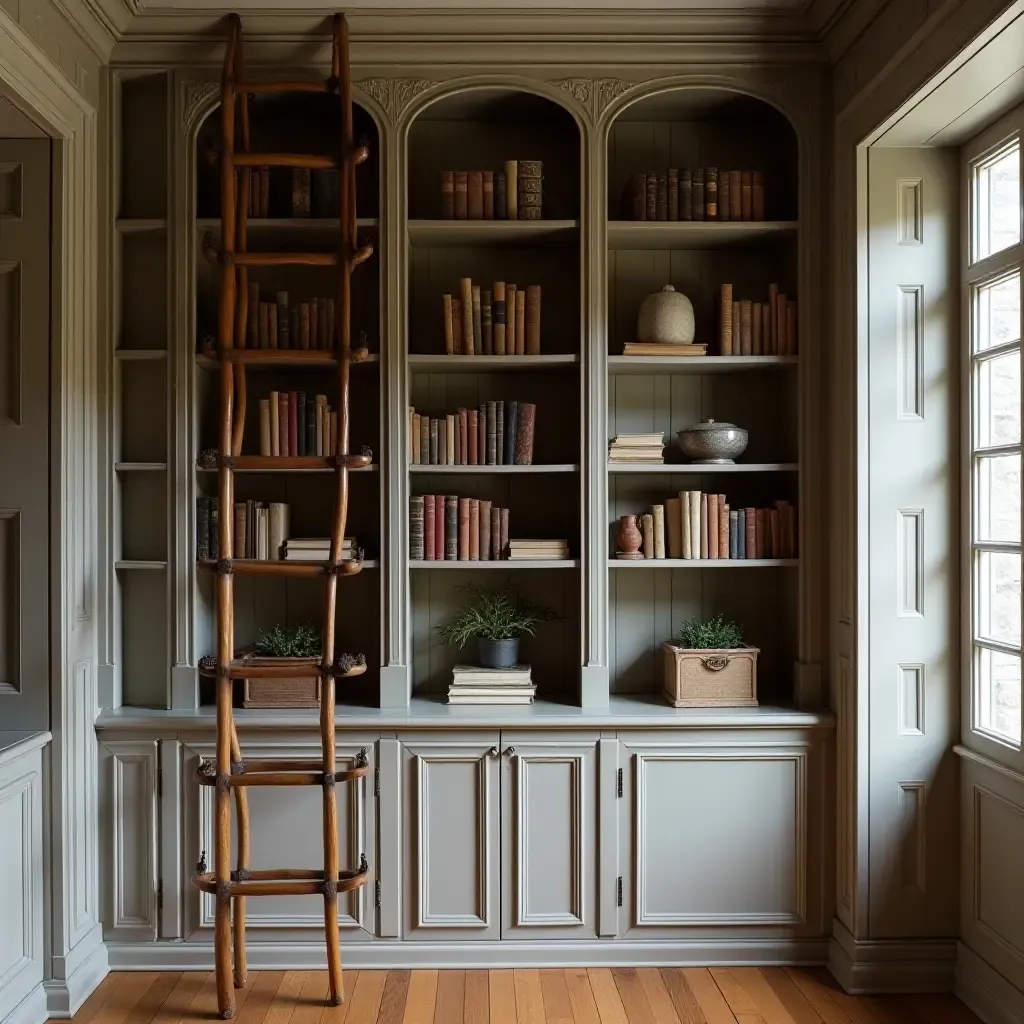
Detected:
[{"left": 191, "top": 13, "right": 374, "bottom": 1018}]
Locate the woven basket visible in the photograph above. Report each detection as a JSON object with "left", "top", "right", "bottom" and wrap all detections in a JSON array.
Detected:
[
  {"left": 661, "top": 643, "right": 759, "bottom": 707},
  {"left": 241, "top": 656, "right": 321, "bottom": 709}
]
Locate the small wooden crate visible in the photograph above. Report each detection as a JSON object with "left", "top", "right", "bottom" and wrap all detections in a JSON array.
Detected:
[
  {"left": 241, "top": 657, "right": 321, "bottom": 709},
  {"left": 661, "top": 643, "right": 759, "bottom": 707}
]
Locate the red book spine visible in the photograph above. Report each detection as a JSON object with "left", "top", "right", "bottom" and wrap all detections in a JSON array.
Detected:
[
  {"left": 424, "top": 495, "right": 436, "bottom": 561},
  {"left": 469, "top": 499, "right": 480, "bottom": 560},
  {"left": 434, "top": 494, "right": 445, "bottom": 558},
  {"left": 477, "top": 404, "right": 486, "bottom": 467},
  {"left": 288, "top": 390, "right": 299, "bottom": 457},
  {"left": 278, "top": 393, "right": 289, "bottom": 457},
  {"left": 468, "top": 409, "right": 479, "bottom": 465},
  {"left": 458, "top": 497, "right": 470, "bottom": 561}
]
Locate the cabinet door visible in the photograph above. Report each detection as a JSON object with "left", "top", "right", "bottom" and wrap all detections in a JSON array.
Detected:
[
  {"left": 402, "top": 734, "right": 500, "bottom": 941},
  {"left": 500, "top": 733, "right": 598, "bottom": 940}
]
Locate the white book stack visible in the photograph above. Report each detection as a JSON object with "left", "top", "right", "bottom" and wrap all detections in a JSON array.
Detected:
[
  {"left": 609, "top": 432, "right": 665, "bottom": 464},
  {"left": 448, "top": 664, "right": 536, "bottom": 705},
  {"left": 508, "top": 539, "right": 569, "bottom": 561},
  {"left": 282, "top": 536, "right": 358, "bottom": 561}
]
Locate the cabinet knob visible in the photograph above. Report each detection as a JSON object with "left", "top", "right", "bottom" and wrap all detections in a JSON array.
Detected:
[
  {"left": 503, "top": 746, "right": 516, "bottom": 758},
  {"left": 488, "top": 746, "right": 499, "bottom": 758}
]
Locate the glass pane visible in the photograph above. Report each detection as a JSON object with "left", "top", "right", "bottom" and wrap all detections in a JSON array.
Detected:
[
  {"left": 977, "top": 549, "right": 1022, "bottom": 646},
  {"left": 977, "top": 145, "right": 1020, "bottom": 260},
  {"left": 976, "top": 349, "right": 1021, "bottom": 447},
  {"left": 976, "top": 273, "right": 1021, "bottom": 353},
  {"left": 976, "top": 454, "right": 1021, "bottom": 543},
  {"left": 976, "top": 645, "right": 1022, "bottom": 744}
]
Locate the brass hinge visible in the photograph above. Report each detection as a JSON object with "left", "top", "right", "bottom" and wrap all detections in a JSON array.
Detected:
[
  {"left": 616, "top": 876, "right": 622, "bottom": 907},
  {"left": 374, "top": 880, "right": 381, "bottom": 908},
  {"left": 374, "top": 766, "right": 380, "bottom": 797},
  {"left": 157, "top": 879, "right": 164, "bottom": 911},
  {"left": 617, "top": 767, "right": 622, "bottom": 798}
]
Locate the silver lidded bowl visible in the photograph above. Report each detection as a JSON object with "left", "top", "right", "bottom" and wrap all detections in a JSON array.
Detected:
[{"left": 676, "top": 418, "right": 748, "bottom": 464}]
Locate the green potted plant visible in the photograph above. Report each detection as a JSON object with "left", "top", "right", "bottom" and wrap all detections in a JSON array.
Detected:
[
  {"left": 438, "top": 585, "right": 556, "bottom": 669},
  {"left": 662, "top": 614, "right": 759, "bottom": 707}
]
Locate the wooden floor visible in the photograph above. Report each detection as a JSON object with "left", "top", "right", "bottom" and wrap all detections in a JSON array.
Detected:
[{"left": 60, "top": 967, "right": 984, "bottom": 1024}]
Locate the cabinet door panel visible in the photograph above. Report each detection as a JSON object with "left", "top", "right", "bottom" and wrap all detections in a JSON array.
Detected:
[
  {"left": 500, "top": 735, "right": 598, "bottom": 939},
  {"left": 403, "top": 735, "right": 500, "bottom": 940}
]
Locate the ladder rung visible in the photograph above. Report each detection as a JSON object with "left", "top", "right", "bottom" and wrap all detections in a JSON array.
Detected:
[
  {"left": 196, "top": 762, "right": 369, "bottom": 788},
  {"left": 197, "top": 558, "right": 364, "bottom": 578},
  {"left": 233, "top": 252, "right": 338, "bottom": 268},
  {"left": 234, "top": 153, "right": 339, "bottom": 170},
  {"left": 238, "top": 81, "right": 335, "bottom": 96},
  {"left": 226, "top": 454, "right": 372, "bottom": 470},
  {"left": 198, "top": 659, "right": 367, "bottom": 680},
  {"left": 244, "top": 759, "right": 366, "bottom": 774},
  {"left": 193, "top": 866, "right": 368, "bottom": 898}
]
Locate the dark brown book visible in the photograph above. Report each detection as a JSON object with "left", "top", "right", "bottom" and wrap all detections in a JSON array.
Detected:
[
  {"left": 680, "top": 169, "right": 692, "bottom": 221},
  {"left": 453, "top": 171, "right": 468, "bottom": 220},
  {"left": 472, "top": 286, "right": 483, "bottom": 355},
  {"left": 290, "top": 307, "right": 299, "bottom": 352},
  {"left": 458, "top": 497, "right": 470, "bottom": 560},
  {"left": 500, "top": 508, "right": 510, "bottom": 558},
  {"left": 299, "top": 302, "right": 310, "bottom": 350},
  {"left": 424, "top": 494, "right": 436, "bottom": 560},
  {"left": 667, "top": 169, "right": 679, "bottom": 221},
  {"left": 445, "top": 496, "right": 458, "bottom": 560},
  {"left": 504, "top": 401, "right": 517, "bottom": 465},
  {"left": 495, "top": 400, "right": 505, "bottom": 466},
  {"left": 493, "top": 281, "right": 506, "bottom": 355},
  {"left": 514, "top": 402, "right": 536, "bottom": 465},
  {"left": 483, "top": 170, "right": 494, "bottom": 219},
  {"left": 515, "top": 289, "right": 526, "bottom": 355},
  {"left": 729, "top": 170, "right": 742, "bottom": 219},
  {"left": 741, "top": 170, "right": 753, "bottom": 220},
  {"left": 482, "top": 289, "right": 493, "bottom": 355},
  {"left": 517, "top": 159, "right": 542, "bottom": 221},
  {"left": 490, "top": 505, "right": 501, "bottom": 560},
  {"left": 752, "top": 170, "right": 765, "bottom": 221},
  {"left": 442, "top": 294, "right": 455, "bottom": 355},
  {"left": 719, "top": 172, "right": 731, "bottom": 222},
  {"left": 459, "top": 407, "right": 468, "bottom": 464},
  {"left": 469, "top": 498, "right": 480, "bottom": 560},
  {"left": 309, "top": 300, "right": 318, "bottom": 352},
  {"left": 409, "top": 495, "right": 424, "bottom": 561},
  {"left": 467, "top": 170, "right": 484, "bottom": 219},
  {"left": 656, "top": 172, "right": 668, "bottom": 221},
  {"left": 460, "top": 278, "right": 475, "bottom": 356},
  {"left": 451, "top": 298, "right": 463, "bottom": 355},
  {"left": 486, "top": 400, "right": 497, "bottom": 464},
  {"left": 692, "top": 168, "right": 705, "bottom": 221},
  {"left": 705, "top": 168, "right": 718, "bottom": 220},
  {"left": 477, "top": 403, "right": 486, "bottom": 465},
  {"left": 480, "top": 499, "right": 492, "bottom": 563},
  {"left": 495, "top": 172, "right": 506, "bottom": 220},
  {"left": 468, "top": 408, "right": 479, "bottom": 464},
  {"left": 645, "top": 172, "right": 657, "bottom": 221},
  {"left": 631, "top": 172, "right": 646, "bottom": 220},
  {"left": 276, "top": 291, "right": 289, "bottom": 349},
  {"left": 720, "top": 283, "right": 733, "bottom": 356},
  {"left": 441, "top": 171, "right": 455, "bottom": 219},
  {"left": 419, "top": 415, "right": 429, "bottom": 464},
  {"left": 525, "top": 285, "right": 541, "bottom": 355}
]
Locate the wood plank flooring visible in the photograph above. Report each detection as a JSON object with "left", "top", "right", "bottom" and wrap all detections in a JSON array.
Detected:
[{"left": 59, "top": 968, "right": 984, "bottom": 1024}]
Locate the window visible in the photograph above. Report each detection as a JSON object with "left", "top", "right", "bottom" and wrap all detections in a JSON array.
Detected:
[{"left": 966, "top": 121, "right": 1023, "bottom": 752}]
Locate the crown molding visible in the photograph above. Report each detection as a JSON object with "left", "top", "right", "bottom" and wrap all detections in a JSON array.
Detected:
[{"left": 60, "top": 0, "right": 130, "bottom": 57}]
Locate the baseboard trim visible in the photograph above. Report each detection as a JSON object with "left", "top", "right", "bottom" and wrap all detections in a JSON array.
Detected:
[
  {"left": 43, "top": 939, "right": 110, "bottom": 1018},
  {"left": 828, "top": 920, "right": 957, "bottom": 993},
  {"left": 107, "top": 937, "right": 829, "bottom": 971},
  {"left": 2, "top": 984, "right": 47, "bottom": 1024},
  {"left": 956, "top": 942, "right": 1024, "bottom": 1024}
]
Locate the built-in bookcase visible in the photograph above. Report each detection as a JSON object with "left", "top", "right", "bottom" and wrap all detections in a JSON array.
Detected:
[
  {"left": 605, "top": 89, "right": 801, "bottom": 704},
  {"left": 405, "top": 88, "right": 584, "bottom": 702},
  {"left": 113, "top": 71, "right": 171, "bottom": 708}
]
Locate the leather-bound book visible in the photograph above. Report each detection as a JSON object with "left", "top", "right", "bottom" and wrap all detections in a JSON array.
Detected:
[
  {"left": 680, "top": 490, "right": 691, "bottom": 559},
  {"left": 504, "top": 401, "right": 518, "bottom": 465},
  {"left": 472, "top": 286, "right": 483, "bottom": 355},
  {"left": 441, "top": 171, "right": 454, "bottom": 219},
  {"left": 458, "top": 497, "right": 470, "bottom": 560},
  {"left": 309, "top": 300, "right": 318, "bottom": 352},
  {"left": 269, "top": 391, "right": 280, "bottom": 456},
  {"left": 656, "top": 172, "right": 668, "bottom": 221},
  {"left": 451, "top": 298, "right": 463, "bottom": 354},
  {"left": 409, "top": 496, "right": 424, "bottom": 561},
  {"left": 729, "top": 170, "right": 742, "bottom": 219},
  {"left": 468, "top": 171, "right": 484, "bottom": 219},
  {"left": 515, "top": 290, "right": 526, "bottom": 355},
  {"left": 268, "top": 304, "right": 278, "bottom": 349},
  {"left": 290, "top": 307, "right": 299, "bottom": 351},
  {"left": 752, "top": 302, "right": 762, "bottom": 355},
  {"left": 460, "top": 278, "right": 475, "bottom": 355},
  {"left": 486, "top": 401, "right": 498, "bottom": 465},
  {"left": 741, "top": 171, "right": 753, "bottom": 220},
  {"left": 443, "top": 294, "right": 455, "bottom": 355},
  {"left": 719, "top": 503, "right": 731, "bottom": 559},
  {"left": 514, "top": 402, "right": 536, "bottom": 465},
  {"left": 297, "top": 392, "right": 307, "bottom": 456},
  {"left": 707, "top": 494, "right": 719, "bottom": 559},
  {"left": 434, "top": 494, "right": 445, "bottom": 558},
  {"left": 419, "top": 415, "right": 429, "bottom": 465},
  {"left": 525, "top": 286, "right": 541, "bottom": 355},
  {"left": 259, "top": 301, "right": 270, "bottom": 348},
  {"left": 752, "top": 170, "right": 765, "bottom": 221},
  {"left": 631, "top": 172, "right": 646, "bottom": 220},
  {"left": 768, "top": 283, "right": 779, "bottom": 355},
  {"left": 446, "top": 413, "right": 456, "bottom": 465},
  {"left": 732, "top": 302, "right": 741, "bottom": 352},
  {"left": 665, "top": 496, "right": 682, "bottom": 558},
  {"left": 505, "top": 285, "right": 516, "bottom": 352},
  {"left": 491, "top": 505, "right": 501, "bottom": 559},
  {"left": 478, "top": 403, "right": 486, "bottom": 465},
  {"left": 298, "top": 302, "right": 310, "bottom": 350},
  {"left": 410, "top": 408, "right": 419, "bottom": 464},
  {"left": 642, "top": 513, "right": 654, "bottom": 559},
  {"left": 483, "top": 171, "right": 494, "bottom": 219},
  {"left": 429, "top": 418, "right": 439, "bottom": 466},
  {"left": 495, "top": 400, "right": 505, "bottom": 465},
  {"left": 762, "top": 304, "right": 771, "bottom": 356},
  {"left": 720, "top": 283, "right": 733, "bottom": 356},
  {"left": 652, "top": 504, "right": 666, "bottom": 558},
  {"left": 680, "top": 169, "right": 692, "bottom": 220},
  {"left": 493, "top": 282, "right": 506, "bottom": 355},
  {"left": 699, "top": 494, "right": 709, "bottom": 559},
  {"left": 454, "top": 171, "right": 468, "bottom": 219},
  {"left": 740, "top": 299, "right": 753, "bottom": 356},
  {"left": 500, "top": 508, "right": 510, "bottom": 558},
  {"left": 744, "top": 509, "right": 755, "bottom": 559},
  {"left": 505, "top": 161, "right": 518, "bottom": 219},
  {"left": 248, "top": 284, "right": 259, "bottom": 347},
  {"left": 468, "top": 408, "right": 479, "bottom": 465},
  {"left": 692, "top": 168, "right": 705, "bottom": 221},
  {"left": 495, "top": 172, "right": 507, "bottom": 220},
  {"left": 445, "top": 496, "right": 458, "bottom": 560},
  {"left": 719, "top": 172, "right": 731, "bottom": 221},
  {"left": 518, "top": 160, "right": 543, "bottom": 221},
  {"left": 667, "top": 169, "right": 679, "bottom": 221},
  {"left": 459, "top": 408, "right": 468, "bottom": 464},
  {"left": 288, "top": 391, "right": 298, "bottom": 456},
  {"left": 645, "top": 172, "right": 657, "bottom": 221},
  {"left": 756, "top": 508, "right": 768, "bottom": 558},
  {"left": 424, "top": 494, "right": 436, "bottom": 560},
  {"left": 482, "top": 289, "right": 493, "bottom": 355},
  {"left": 469, "top": 499, "right": 480, "bottom": 560},
  {"left": 705, "top": 168, "right": 718, "bottom": 219},
  {"left": 480, "top": 500, "right": 492, "bottom": 563},
  {"left": 736, "top": 509, "right": 745, "bottom": 559}
]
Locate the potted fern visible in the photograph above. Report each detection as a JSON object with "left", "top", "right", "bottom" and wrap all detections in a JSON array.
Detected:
[
  {"left": 662, "top": 614, "right": 759, "bottom": 707},
  {"left": 438, "top": 585, "right": 556, "bottom": 669}
]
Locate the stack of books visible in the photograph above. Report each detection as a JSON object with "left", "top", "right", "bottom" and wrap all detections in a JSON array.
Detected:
[
  {"left": 441, "top": 280, "right": 540, "bottom": 356},
  {"left": 257, "top": 391, "right": 338, "bottom": 458},
  {"left": 448, "top": 665, "right": 536, "bottom": 705},
  {"left": 719, "top": 283, "right": 796, "bottom": 357},
  {"left": 410, "top": 495, "right": 510, "bottom": 561},
  {"left": 440, "top": 160, "right": 542, "bottom": 221},
  {"left": 608, "top": 433, "right": 665, "bottom": 464},
  {"left": 409, "top": 400, "right": 536, "bottom": 466},
  {"left": 282, "top": 537, "right": 359, "bottom": 562},
  {"left": 622, "top": 342, "right": 706, "bottom": 357},
  {"left": 626, "top": 168, "right": 765, "bottom": 222},
  {"left": 508, "top": 539, "right": 569, "bottom": 561}
]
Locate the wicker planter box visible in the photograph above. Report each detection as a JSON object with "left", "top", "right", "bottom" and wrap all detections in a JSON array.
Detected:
[
  {"left": 240, "top": 656, "right": 321, "bottom": 709},
  {"left": 661, "top": 642, "right": 759, "bottom": 708}
]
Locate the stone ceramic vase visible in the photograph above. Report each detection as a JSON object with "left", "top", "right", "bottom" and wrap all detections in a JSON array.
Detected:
[
  {"left": 636, "top": 284, "right": 696, "bottom": 344},
  {"left": 616, "top": 514, "right": 645, "bottom": 559}
]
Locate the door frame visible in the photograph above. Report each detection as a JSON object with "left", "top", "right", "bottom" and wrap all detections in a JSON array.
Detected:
[{"left": 0, "top": 9, "right": 104, "bottom": 1014}]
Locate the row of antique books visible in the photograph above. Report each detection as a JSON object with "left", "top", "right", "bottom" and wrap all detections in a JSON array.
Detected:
[
  {"left": 409, "top": 401, "right": 537, "bottom": 466},
  {"left": 239, "top": 167, "right": 342, "bottom": 219},
  {"left": 720, "top": 285, "right": 797, "bottom": 356},
  {"left": 246, "top": 288, "right": 337, "bottom": 350},
  {"left": 628, "top": 169, "right": 767, "bottom": 222},
  {"left": 448, "top": 665, "right": 535, "bottom": 706},
  {"left": 410, "top": 495, "right": 509, "bottom": 561},
  {"left": 441, "top": 161, "right": 542, "bottom": 220},
  {"left": 256, "top": 391, "right": 339, "bottom": 458},
  {"left": 442, "top": 281, "right": 541, "bottom": 356},
  {"left": 619, "top": 495, "right": 797, "bottom": 560}
]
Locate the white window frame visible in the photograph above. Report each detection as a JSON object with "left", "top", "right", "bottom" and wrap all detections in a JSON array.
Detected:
[{"left": 962, "top": 105, "right": 1024, "bottom": 771}]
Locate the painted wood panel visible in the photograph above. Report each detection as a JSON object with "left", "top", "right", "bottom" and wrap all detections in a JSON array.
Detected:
[
  {"left": 119, "top": 567, "right": 169, "bottom": 708},
  {"left": 120, "top": 74, "right": 168, "bottom": 219}
]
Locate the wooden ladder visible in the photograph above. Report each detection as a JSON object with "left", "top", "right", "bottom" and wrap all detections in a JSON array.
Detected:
[{"left": 191, "top": 14, "right": 373, "bottom": 1018}]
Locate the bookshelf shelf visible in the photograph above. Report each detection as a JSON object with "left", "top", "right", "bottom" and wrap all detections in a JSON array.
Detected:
[
  {"left": 195, "top": 353, "right": 379, "bottom": 371},
  {"left": 607, "top": 220, "right": 798, "bottom": 250},
  {"left": 410, "top": 464, "right": 577, "bottom": 475},
  {"left": 115, "top": 349, "right": 168, "bottom": 361},
  {"left": 408, "top": 219, "right": 579, "bottom": 247},
  {"left": 608, "top": 558, "right": 798, "bottom": 568},
  {"left": 116, "top": 462, "right": 168, "bottom": 472},
  {"left": 115, "top": 560, "right": 169, "bottom": 570},
  {"left": 116, "top": 218, "right": 167, "bottom": 233},
  {"left": 408, "top": 354, "right": 578, "bottom": 374},
  {"left": 410, "top": 559, "right": 579, "bottom": 570},
  {"left": 607, "top": 462, "right": 798, "bottom": 474},
  {"left": 197, "top": 217, "right": 379, "bottom": 239},
  {"left": 608, "top": 355, "right": 797, "bottom": 375}
]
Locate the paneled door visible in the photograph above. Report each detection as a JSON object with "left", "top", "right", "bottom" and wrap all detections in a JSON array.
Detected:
[
  {"left": 499, "top": 732, "right": 598, "bottom": 940},
  {"left": 0, "top": 139, "right": 50, "bottom": 731},
  {"left": 402, "top": 733, "right": 501, "bottom": 941}
]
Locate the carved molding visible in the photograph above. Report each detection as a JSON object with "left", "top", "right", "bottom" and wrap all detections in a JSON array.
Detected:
[
  {"left": 182, "top": 80, "right": 218, "bottom": 134},
  {"left": 552, "top": 77, "right": 630, "bottom": 123},
  {"left": 355, "top": 77, "right": 432, "bottom": 125}
]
